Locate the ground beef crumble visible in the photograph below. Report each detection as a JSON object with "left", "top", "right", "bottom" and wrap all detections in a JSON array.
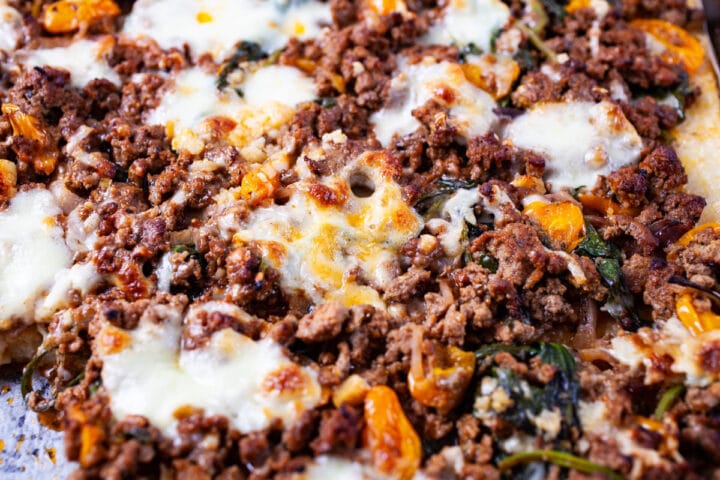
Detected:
[{"left": 1, "top": 0, "right": 718, "bottom": 479}]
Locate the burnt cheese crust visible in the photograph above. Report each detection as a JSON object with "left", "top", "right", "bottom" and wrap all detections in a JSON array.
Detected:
[{"left": 1, "top": 0, "right": 720, "bottom": 479}]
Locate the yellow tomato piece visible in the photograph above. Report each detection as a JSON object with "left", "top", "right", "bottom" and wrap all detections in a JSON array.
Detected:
[
  {"left": 565, "top": 0, "right": 590, "bottom": 13},
  {"left": 329, "top": 72, "right": 346, "bottom": 93},
  {"left": 41, "top": 0, "right": 120, "bottom": 34},
  {"left": 511, "top": 174, "right": 546, "bottom": 194},
  {"left": 676, "top": 293, "right": 720, "bottom": 336},
  {"left": 461, "top": 55, "right": 520, "bottom": 100},
  {"left": 294, "top": 58, "right": 318, "bottom": 73},
  {"left": 0, "top": 159, "right": 17, "bottom": 201},
  {"left": 79, "top": 424, "right": 104, "bottom": 467},
  {"left": 408, "top": 333, "right": 475, "bottom": 412},
  {"left": 577, "top": 193, "right": 639, "bottom": 217},
  {"left": 332, "top": 374, "right": 371, "bottom": 407},
  {"left": 364, "top": 385, "right": 421, "bottom": 480},
  {"left": 239, "top": 169, "right": 280, "bottom": 206},
  {"left": 524, "top": 201, "right": 586, "bottom": 252},
  {"left": 676, "top": 222, "right": 720, "bottom": 247},
  {"left": 635, "top": 416, "right": 676, "bottom": 456},
  {"left": 2, "top": 103, "right": 57, "bottom": 175},
  {"left": 630, "top": 19, "right": 704, "bottom": 74},
  {"left": 2, "top": 103, "right": 44, "bottom": 142},
  {"left": 368, "top": 0, "right": 407, "bottom": 15}
]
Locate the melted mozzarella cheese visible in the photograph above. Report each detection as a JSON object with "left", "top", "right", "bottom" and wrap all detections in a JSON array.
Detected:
[
  {"left": 99, "top": 301, "right": 322, "bottom": 437},
  {"left": 156, "top": 252, "right": 173, "bottom": 292},
  {"left": 0, "top": 3, "right": 22, "bottom": 52},
  {"left": 66, "top": 207, "right": 100, "bottom": 253},
  {"left": 36, "top": 263, "right": 102, "bottom": 319},
  {"left": 221, "top": 151, "right": 423, "bottom": 307},
  {"left": 608, "top": 316, "right": 720, "bottom": 387},
  {"left": 579, "top": 400, "right": 678, "bottom": 471},
  {"left": 149, "top": 65, "right": 316, "bottom": 153},
  {"left": 242, "top": 65, "right": 318, "bottom": 106},
  {"left": 426, "top": 188, "right": 479, "bottom": 257},
  {"left": 0, "top": 189, "right": 72, "bottom": 329},
  {"left": 148, "top": 67, "right": 243, "bottom": 133},
  {"left": 123, "top": 0, "right": 332, "bottom": 61},
  {"left": 424, "top": 0, "right": 510, "bottom": 52},
  {"left": 20, "top": 39, "right": 120, "bottom": 87},
  {"left": 505, "top": 101, "right": 643, "bottom": 191},
  {"left": 299, "top": 455, "right": 388, "bottom": 480},
  {"left": 371, "top": 59, "right": 498, "bottom": 146}
]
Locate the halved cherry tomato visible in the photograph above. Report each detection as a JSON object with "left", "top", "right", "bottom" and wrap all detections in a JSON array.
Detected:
[
  {"left": 364, "top": 385, "right": 421, "bottom": 480},
  {"left": 630, "top": 19, "right": 704, "bottom": 74}
]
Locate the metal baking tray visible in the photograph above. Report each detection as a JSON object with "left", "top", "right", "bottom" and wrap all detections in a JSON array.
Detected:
[{"left": 0, "top": 365, "right": 72, "bottom": 479}]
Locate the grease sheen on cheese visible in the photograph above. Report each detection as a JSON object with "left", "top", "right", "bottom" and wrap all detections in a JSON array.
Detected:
[
  {"left": 123, "top": 0, "right": 332, "bottom": 61},
  {"left": 505, "top": 100, "right": 643, "bottom": 190},
  {"left": 99, "top": 301, "right": 322, "bottom": 437},
  {"left": 0, "top": 189, "right": 72, "bottom": 329},
  {"left": 224, "top": 151, "right": 423, "bottom": 307},
  {"left": 371, "top": 59, "right": 498, "bottom": 146}
]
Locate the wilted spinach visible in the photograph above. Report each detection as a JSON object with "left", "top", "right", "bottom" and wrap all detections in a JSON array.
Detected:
[
  {"left": 574, "top": 221, "right": 639, "bottom": 328},
  {"left": 475, "top": 343, "right": 580, "bottom": 436},
  {"left": 414, "top": 176, "right": 479, "bottom": 218},
  {"left": 217, "top": 41, "right": 268, "bottom": 89},
  {"left": 540, "top": 0, "right": 566, "bottom": 20}
]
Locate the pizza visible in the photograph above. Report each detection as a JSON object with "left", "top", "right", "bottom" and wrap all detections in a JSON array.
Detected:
[{"left": 1, "top": 0, "right": 720, "bottom": 478}]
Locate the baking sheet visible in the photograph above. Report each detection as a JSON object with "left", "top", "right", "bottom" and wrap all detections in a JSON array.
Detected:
[{"left": 0, "top": 366, "right": 72, "bottom": 479}]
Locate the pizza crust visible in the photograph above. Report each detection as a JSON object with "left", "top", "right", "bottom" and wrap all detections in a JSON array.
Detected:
[{"left": 673, "top": 33, "right": 720, "bottom": 222}]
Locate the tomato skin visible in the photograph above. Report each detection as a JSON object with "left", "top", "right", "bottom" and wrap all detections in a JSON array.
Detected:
[
  {"left": 42, "top": 0, "right": 121, "bottom": 34},
  {"left": 524, "top": 201, "right": 586, "bottom": 252},
  {"left": 408, "top": 341, "right": 476, "bottom": 413},
  {"left": 364, "top": 385, "right": 421, "bottom": 480},
  {"left": 630, "top": 19, "right": 704, "bottom": 74}
]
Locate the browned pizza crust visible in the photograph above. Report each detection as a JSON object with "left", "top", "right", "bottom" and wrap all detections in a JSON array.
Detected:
[{"left": 674, "top": 33, "right": 720, "bottom": 221}]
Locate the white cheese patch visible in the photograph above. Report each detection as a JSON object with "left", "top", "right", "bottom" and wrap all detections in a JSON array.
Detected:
[
  {"left": 424, "top": 0, "right": 510, "bottom": 52},
  {"left": 123, "top": 0, "right": 332, "bottom": 61},
  {"left": 505, "top": 100, "right": 643, "bottom": 191},
  {"left": 218, "top": 151, "right": 423, "bottom": 308},
  {"left": 36, "top": 262, "right": 102, "bottom": 319},
  {"left": 148, "top": 65, "right": 316, "bottom": 153},
  {"left": 0, "top": 189, "right": 72, "bottom": 329},
  {"left": 156, "top": 252, "right": 173, "bottom": 292},
  {"left": 19, "top": 39, "right": 120, "bottom": 87},
  {"left": 299, "top": 455, "right": 388, "bottom": 480},
  {"left": 608, "top": 316, "right": 720, "bottom": 387},
  {"left": 426, "top": 188, "right": 479, "bottom": 257},
  {"left": 371, "top": 59, "right": 498, "bottom": 146},
  {"left": 65, "top": 126, "right": 110, "bottom": 171},
  {"left": 587, "top": 0, "right": 610, "bottom": 17},
  {"left": 0, "top": 3, "right": 22, "bottom": 52},
  {"left": 148, "top": 67, "right": 243, "bottom": 133},
  {"left": 65, "top": 207, "right": 100, "bottom": 254},
  {"left": 479, "top": 182, "right": 516, "bottom": 225},
  {"left": 584, "top": 0, "right": 610, "bottom": 58},
  {"left": 99, "top": 301, "right": 322, "bottom": 437},
  {"left": 579, "top": 400, "right": 679, "bottom": 472},
  {"left": 242, "top": 64, "right": 319, "bottom": 107}
]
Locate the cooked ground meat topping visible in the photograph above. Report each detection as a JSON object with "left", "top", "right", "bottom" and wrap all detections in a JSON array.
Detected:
[{"left": 0, "top": 0, "right": 719, "bottom": 479}]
